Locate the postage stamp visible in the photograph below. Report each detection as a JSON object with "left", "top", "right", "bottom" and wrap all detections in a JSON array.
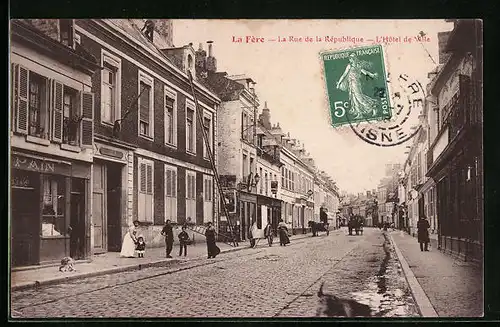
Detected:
[{"left": 321, "top": 45, "right": 392, "bottom": 127}]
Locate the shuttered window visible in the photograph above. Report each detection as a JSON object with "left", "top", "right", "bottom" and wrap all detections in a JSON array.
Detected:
[
  {"left": 138, "top": 158, "right": 154, "bottom": 223},
  {"left": 186, "top": 170, "right": 196, "bottom": 222},
  {"left": 203, "top": 112, "right": 212, "bottom": 159},
  {"left": 138, "top": 72, "right": 154, "bottom": 139},
  {"left": 165, "top": 165, "right": 177, "bottom": 223},
  {"left": 165, "top": 96, "right": 175, "bottom": 145},
  {"left": 11, "top": 64, "right": 93, "bottom": 147}
]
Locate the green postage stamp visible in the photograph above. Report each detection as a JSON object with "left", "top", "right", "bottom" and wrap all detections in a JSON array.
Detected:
[{"left": 321, "top": 45, "right": 392, "bottom": 127}]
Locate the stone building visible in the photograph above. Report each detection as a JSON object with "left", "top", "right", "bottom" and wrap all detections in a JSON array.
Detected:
[
  {"left": 204, "top": 63, "right": 284, "bottom": 240},
  {"left": 10, "top": 19, "right": 99, "bottom": 266},
  {"left": 425, "top": 19, "right": 483, "bottom": 262},
  {"left": 75, "top": 19, "right": 220, "bottom": 252}
]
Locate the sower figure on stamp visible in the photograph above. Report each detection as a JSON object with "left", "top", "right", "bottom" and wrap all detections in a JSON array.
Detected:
[
  {"left": 417, "top": 216, "right": 431, "bottom": 252},
  {"left": 336, "top": 53, "right": 379, "bottom": 118},
  {"left": 161, "top": 219, "right": 174, "bottom": 258}
]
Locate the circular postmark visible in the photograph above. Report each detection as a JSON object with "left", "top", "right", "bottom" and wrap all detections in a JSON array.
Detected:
[{"left": 346, "top": 72, "right": 426, "bottom": 147}]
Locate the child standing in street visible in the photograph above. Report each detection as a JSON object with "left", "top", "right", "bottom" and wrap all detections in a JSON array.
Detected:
[
  {"left": 178, "top": 226, "right": 190, "bottom": 257},
  {"left": 135, "top": 235, "right": 146, "bottom": 258}
]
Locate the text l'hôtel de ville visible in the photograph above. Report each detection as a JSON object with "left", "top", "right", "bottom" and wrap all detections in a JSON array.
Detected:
[{"left": 232, "top": 35, "right": 431, "bottom": 44}]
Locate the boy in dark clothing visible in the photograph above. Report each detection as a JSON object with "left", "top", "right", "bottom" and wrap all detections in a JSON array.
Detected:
[
  {"left": 178, "top": 226, "right": 190, "bottom": 256},
  {"left": 161, "top": 220, "right": 174, "bottom": 258}
]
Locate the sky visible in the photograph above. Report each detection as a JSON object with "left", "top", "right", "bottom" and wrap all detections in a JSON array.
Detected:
[{"left": 173, "top": 20, "right": 454, "bottom": 194}]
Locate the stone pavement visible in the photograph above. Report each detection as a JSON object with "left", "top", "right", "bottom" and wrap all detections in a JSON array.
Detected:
[
  {"left": 389, "top": 230, "right": 483, "bottom": 317},
  {"left": 11, "top": 233, "right": 313, "bottom": 291},
  {"left": 12, "top": 228, "right": 411, "bottom": 318}
]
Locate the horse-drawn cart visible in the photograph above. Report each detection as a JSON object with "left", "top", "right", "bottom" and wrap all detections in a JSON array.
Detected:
[{"left": 348, "top": 216, "right": 364, "bottom": 236}]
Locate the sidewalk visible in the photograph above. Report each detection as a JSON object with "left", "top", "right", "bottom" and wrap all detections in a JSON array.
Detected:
[
  {"left": 11, "top": 232, "right": 314, "bottom": 291},
  {"left": 389, "top": 230, "right": 483, "bottom": 317}
]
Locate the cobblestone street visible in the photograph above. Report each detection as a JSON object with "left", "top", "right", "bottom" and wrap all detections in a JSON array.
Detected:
[{"left": 11, "top": 229, "right": 418, "bottom": 318}]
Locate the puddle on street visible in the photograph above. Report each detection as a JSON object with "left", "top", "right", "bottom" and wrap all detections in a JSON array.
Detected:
[{"left": 350, "top": 236, "right": 419, "bottom": 317}]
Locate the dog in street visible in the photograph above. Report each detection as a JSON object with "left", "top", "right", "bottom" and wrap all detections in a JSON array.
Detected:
[
  {"left": 59, "top": 257, "right": 76, "bottom": 272},
  {"left": 316, "top": 282, "right": 372, "bottom": 317}
]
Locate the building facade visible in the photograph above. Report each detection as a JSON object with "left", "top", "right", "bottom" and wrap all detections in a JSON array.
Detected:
[
  {"left": 76, "top": 19, "right": 220, "bottom": 252},
  {"left": 206, "top": 67, "right": 284, "bottom": 241},
  {"left": 10, "top": 19, "right": 99, "bottom": 266},
  {"left": 426, "top": 20, "right": 483, "bottom": 262}
]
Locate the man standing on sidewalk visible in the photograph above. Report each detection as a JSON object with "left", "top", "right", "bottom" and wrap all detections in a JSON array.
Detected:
[
  {"left": 417, "top": 216, "right": 431, "bottom": 252},
  {"left": 161, "top": 220, "right": 174, "bottom": 258}
]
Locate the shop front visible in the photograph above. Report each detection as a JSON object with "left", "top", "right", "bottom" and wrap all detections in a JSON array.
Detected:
[
  {"left": 11, "top": 151, "right": 91, "bottom": 267},
  {"left": 238, "top": 191, "right": 257, "bottom": 241},
  {"left": 294, "top": 198, "right": 314, "bottom": 234},
  {"left": 257, "top": 195, "right": 282, "bottom": 237},
  {"left": 93, "top": 140, "right": 133, "bottom": 254}
]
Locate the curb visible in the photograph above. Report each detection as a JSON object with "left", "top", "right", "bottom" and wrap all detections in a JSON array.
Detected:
[
  {"left": 387, "top": 232, "right": 439, "bottom": 317},
  {"left": 11, "top": 245, "right": 247, "bottom": 292}
]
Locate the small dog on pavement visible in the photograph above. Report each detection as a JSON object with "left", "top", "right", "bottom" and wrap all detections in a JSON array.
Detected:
[
  {"left": 59, "top": 257, "right": 76, "bottom": 272},
  {"left": 316, "top": 282, "right": 372, "bottom": 317}
]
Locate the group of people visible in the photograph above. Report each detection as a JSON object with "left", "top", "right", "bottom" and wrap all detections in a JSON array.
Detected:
[
  {"left": 248, "top": 219, "right": 290, "bottom": 247},
  {"left": 120, "top": 218, "right": 293, "bottom": 260},
  {"left": 120, "top": 219, "right": 220, "bottom": 259}
]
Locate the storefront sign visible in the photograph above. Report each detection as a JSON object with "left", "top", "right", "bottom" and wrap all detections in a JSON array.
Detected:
[
  {"left": 12, "top": 154, "right": 71, "bottom": 175},
  {"left": 220, "top": 175, "right": 237, "bottom": 188},
  {"left": 99, "top": 147, "right": 124, "bottom": 159},
  {"left": 11, "top": 172, "right": 33, "bottom": 188}
]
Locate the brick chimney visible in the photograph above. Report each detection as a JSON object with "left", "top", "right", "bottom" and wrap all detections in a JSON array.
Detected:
[
  {"left": 195, "top": 43, "right": 207, "bottom": 78},
  {"left": 206, "top": 41, "right": 217, "bottom": 73},
  {"left": 259, "top": 101, "right": 272, "bottom": 129}
]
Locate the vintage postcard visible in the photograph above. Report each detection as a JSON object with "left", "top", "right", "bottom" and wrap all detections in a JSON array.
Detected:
[{"left": 9, "top": 19, "right": 483, "bottom": 319}]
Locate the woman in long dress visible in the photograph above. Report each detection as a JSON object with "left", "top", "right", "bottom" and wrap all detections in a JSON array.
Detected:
[
  {"left": 205, "top": 222, "right": 220, "bottom": 259},
  {"left": 336, "top": 53, "right": 379, "bottom": 119},
  {"left": 120, "top": 220, "right": 139, "bottom": 258},
  {"left": 278, "top": 219, "right": 290, "bottom": 246}
]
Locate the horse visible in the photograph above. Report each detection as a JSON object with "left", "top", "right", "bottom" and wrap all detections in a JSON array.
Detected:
[{"left": 309, "top": 221, "right": 330, "bottom": 237}]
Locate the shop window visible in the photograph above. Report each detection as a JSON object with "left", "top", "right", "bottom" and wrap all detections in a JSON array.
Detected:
[{"left": 41, "top": 175, "right": 66, "bottom": 237}]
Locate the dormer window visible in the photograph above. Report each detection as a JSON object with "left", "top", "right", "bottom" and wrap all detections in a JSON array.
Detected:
[
  {"left": 59, "top": 19, "right": 74, "bottom": 48},
  {"left": 187, "top": 54, "right": 193, "bottom": 70}
]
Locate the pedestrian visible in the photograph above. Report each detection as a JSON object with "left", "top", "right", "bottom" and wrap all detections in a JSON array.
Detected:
[
  {"left": 249, "top": 221, "right": 259, "bottom": 248},
  {"left": 120, "top": 220, "right": 139, "bottom": 258},
  {"left": 264, "top": 220, "right": 273, "bottom": 247},
  {"left": 161, "top": 219, "right": 174, "bottom": 258},
  {"left": 205, "top": 222, "right": 220, "bottom": 259},
  {"left": 278, "top": 219, "right": 290, "bottom": 246},
  {"left": 417, "top": 216, "right": 431, "bottom": 251},
  {"left": 135, "top": 235, "right": 146, "bottom": 258},
  {"left": 178, "top": 226, "right": 190, "bottom": 257}
]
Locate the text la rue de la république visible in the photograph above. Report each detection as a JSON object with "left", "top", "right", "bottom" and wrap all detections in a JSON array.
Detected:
[{"left": 231, "top": 35, "right": 431, "bottom": 44}]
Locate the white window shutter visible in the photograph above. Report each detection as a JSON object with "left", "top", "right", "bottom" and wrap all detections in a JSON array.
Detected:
[
  {"left": 139, "top": 162, "right": 146, "bottom": 193},
  {"left": 51, "top": 80, "right": 64, "bottom": 142},
  {"left": 16, "top": 65, "right": 29, "bottom": 134},
  {"left": 80, "top": 91, "right": 94, "bottom": 147}
]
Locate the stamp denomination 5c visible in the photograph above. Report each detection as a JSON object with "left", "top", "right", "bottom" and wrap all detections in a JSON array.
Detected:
[{"left": 321, "top": 45, "right": 391, "bottom": 127}]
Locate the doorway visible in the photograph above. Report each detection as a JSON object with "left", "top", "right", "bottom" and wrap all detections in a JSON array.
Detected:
[
  {"left": 107, "top": 162, "right": 122, "bottom": 252},
  {"left": 11, "top": 174, "right": 40, "bottom": 267},
  {"left": 70, "top": 178, "right": 86, "bottom": 260}
]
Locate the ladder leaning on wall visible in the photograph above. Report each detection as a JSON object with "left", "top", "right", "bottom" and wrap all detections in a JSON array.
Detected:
[{"left": 186, "top": 72, "right": 238, "bottom": 247}]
